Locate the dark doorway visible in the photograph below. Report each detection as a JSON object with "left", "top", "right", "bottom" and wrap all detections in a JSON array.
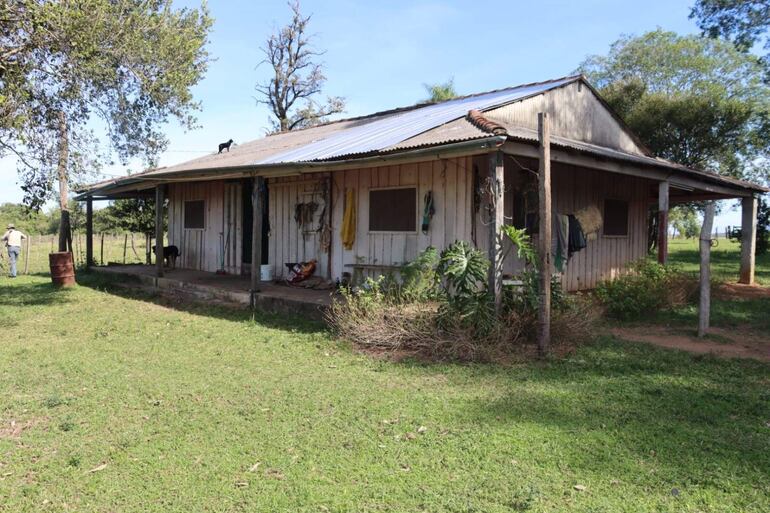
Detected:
[{"left": 242, "top": 178, "right": 269, "bottom": 267}]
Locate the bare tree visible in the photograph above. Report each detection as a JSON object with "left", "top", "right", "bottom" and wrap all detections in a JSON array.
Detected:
[{"left": 256, "top": 1, "right": 344, "bottom": 132}]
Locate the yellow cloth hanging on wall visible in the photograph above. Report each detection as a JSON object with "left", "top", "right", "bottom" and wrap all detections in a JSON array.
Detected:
[{"left": 341, "top": 189, "right": 356, "bottom": 250}]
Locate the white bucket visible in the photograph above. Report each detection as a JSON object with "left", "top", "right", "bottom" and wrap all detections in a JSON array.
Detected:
[{"left": 260, "top": 264, "right": 274, "bottom": 282}]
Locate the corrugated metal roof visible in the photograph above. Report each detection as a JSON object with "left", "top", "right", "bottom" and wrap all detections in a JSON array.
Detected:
[
  {"left": 76, "top": 74, "right": 767, "bottom": 197},
  {"left": 256, "top": 76, "right": 579, "bottom": 164}
]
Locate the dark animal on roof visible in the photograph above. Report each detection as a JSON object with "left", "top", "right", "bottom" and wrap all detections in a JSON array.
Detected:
[{"left": 218, "top": 139, "right": 234, "bottom": 153}]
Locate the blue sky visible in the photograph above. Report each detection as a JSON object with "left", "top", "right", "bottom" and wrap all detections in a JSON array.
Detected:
[{"left": 0, "top": 0, "right": 748, "bottom": 227}]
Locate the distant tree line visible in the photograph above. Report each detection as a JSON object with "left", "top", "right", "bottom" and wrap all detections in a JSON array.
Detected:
[{"left": 0, "top": 198, "right": 163, "bottom": 236}]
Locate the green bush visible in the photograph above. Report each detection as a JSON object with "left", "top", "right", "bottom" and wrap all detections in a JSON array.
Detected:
[
  {"left": 595, "top": 260, "right": 695, "bottom": 320},
  {"left": 329, "top": 236, "right": 599, "bottom": 362}
]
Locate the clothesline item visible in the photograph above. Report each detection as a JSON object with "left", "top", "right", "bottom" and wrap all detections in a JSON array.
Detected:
[{"left": 574, "top": 205, "right": 602, "bottom": 241}]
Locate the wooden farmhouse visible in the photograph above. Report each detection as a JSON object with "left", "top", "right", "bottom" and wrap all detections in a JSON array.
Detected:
[{"left": 77, "top": 75, "right": 767, "bottom": 303}]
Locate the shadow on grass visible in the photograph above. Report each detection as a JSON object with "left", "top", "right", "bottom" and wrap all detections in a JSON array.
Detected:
[
  {"left": 76, "top": 271, "right": 327, "bottom": 335},
  {"left": 0, "top": 276, "right": 76, "bottom": 307},
  {"left": 652, "top": 297, "right": 770, "bottom": 332},
  {"left": 460, "top": 336, "right": 770, "bottom": 481},
  {"left": 667, "top": 245, "right": 770, "bottom": 284}
]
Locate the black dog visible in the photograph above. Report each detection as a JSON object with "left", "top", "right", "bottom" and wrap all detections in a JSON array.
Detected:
[
  {"left": 218, "top": 139, "right": 233, "bottom": 153},
  {"left": 151, "top": 245, "right": 180, "bottom": 269}
]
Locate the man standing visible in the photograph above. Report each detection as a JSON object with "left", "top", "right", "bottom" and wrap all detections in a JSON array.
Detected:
[{"left": 2, "top": 223, "right": 27, "bottom": 278}]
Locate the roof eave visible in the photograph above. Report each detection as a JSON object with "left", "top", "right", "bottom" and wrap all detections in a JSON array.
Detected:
[{"left": 76, "top": 136, "right": 507, "bottom": 200}]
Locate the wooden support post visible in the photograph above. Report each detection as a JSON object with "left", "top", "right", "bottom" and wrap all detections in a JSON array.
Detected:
[
  {"left": 657, "top": 181, "right": 669, "bottom": 264},
  {"left": 23, "top": 236, "right": 30, "bottom": 275},
  {"left": 537, "top": 112, "right": 552, "bottom": 357},
  {"left": 85, "top": 197, "right": 93, "bottom": 268},
  {"left": 698, "top": 202, "right": 715, "bottom": 338},
  {"left": 739, "top": 196, "right": 757, "bottom": 285},
  {"left": 100, "top": 233, "right": 104, "bottom": 265},
  {"left": 155, "top": 185, "right": 164, "bottom": 278},
  {"left": 487, "top": 150, "right": 505, "bottom": 314},
  {"left": 250, "top": 176, "right": 266, "bottom": 304}
]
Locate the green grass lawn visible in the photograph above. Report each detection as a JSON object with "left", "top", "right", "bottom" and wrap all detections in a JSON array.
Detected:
[
  {"left": 0, "top": 271, "right": 768, "bottom": 512},
  {"left": 654, "top": 238, "right": 770, "bottom": 332},
  {"left": 1, "top": 232, "right": 151, "bottom": 276},
  {"left": 667, "top": 238, "right": 770, "bottom": 286}
]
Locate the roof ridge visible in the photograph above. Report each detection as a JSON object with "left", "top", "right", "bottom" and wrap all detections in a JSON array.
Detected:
[
  {"left": 266, "top": 74, "right": 584, "bottom": 136},
  {"left": 466, "top": 109, "right": 508, "bottom": 135}
]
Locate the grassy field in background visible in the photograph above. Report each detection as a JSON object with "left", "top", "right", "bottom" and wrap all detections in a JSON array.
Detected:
[
  {"left": 0, "top": 244, "right": 768, "bottom": 511},
  {"left": 666, "top": 237, "right": 769, "bottom": 286},
  {"left": 654, "top": 238, "right": 770, "bottom": 332},
  {"left": 1, "top": 233, "right": 151, "bottom": 275}
]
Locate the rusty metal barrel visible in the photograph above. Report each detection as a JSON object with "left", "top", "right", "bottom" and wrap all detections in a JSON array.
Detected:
[{"left": 49, "top": 252, "right": 76, "bottom": 287}]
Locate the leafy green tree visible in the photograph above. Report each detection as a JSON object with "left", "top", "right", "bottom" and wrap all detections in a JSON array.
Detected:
[
  {"left": 669, "top": 206, "right": 701, "bottom": 238},
  {"left": 0, "top": 0, "right": 212, "bottom": 252},
  {"left": 758, "top": 196, "right": 770, "bottom": 255},
  {"left": 423, "top": 78, "right": 457, "bottom": 102},
  {"left": 578, "top": 30, "right": 769, "bottom": 185},
  {"left": 98, "top": 199, "right": 164, "bottom": 235},
  {"left": 691, "top": 0, "right": 770, "bottom": 75},
  {"left": 0, "top": 203, "right": 54, "bottom": 235},
  {"left": 256, "top": 1, "right": 344, "bottom": 132}
]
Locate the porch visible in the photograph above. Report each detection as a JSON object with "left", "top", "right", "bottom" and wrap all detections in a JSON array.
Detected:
[{"left": 91, "top": 265, "right": 334, "bottom": 321}]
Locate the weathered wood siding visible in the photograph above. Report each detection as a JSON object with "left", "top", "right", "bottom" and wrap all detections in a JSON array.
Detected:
[
  {"left": 264, "top": 157, "right": 650, "bottom": 290},
  {"left": 488, "top": 81, "right": 647, "bottom": 156},
  {"left": 327, "top": 157, "right": 475, "bottom": 282},
  {"left": 267, "top": 175, "right": 331, "bottom": 280},
  {"left": 167, "top": 156, "right": 650, "bottom": 291},
  {"left": 167, "top": 181, "right": 242, "bottom": 274},
  {"left": 551, "top": 163, "right": 650, "bottom": 290}
]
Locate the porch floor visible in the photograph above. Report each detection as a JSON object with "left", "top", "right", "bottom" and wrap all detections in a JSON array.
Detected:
[{"left": 92, "top": 265, "right": 334, "bottom": 319}]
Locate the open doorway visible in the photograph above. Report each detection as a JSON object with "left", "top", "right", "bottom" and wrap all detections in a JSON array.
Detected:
[{"left": 241, "top": 178, "right": 269, "bottom": 273}]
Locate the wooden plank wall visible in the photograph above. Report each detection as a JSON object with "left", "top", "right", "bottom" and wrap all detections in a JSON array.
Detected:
[
  {"left": 166, "top": 157, "right": 650, "bottom": 290},
  {"left": 167, "top": 181, "right": 242, "bottom": 273},
  {"left": 267, "top": 175, "right": 330, "bottom": 280},
  {"left": 324, "top": 157, "right": 474, "bottom": 282},
  {"left": 487, "top": 81, "right": 647, "bottom": 156},
  {"left": 551, "top": 163, "right": 650, "bottom": 290}
]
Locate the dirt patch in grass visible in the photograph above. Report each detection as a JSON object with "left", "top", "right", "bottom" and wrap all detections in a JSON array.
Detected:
[
  {"left": 0, "top": 418, "right": 46, "bottom": 439},
  {"left": 611, "top": 325, "right": 770, "bottom": 362},
  {"left": 715, "top": 283, "right": 770, "bottom": 300}
]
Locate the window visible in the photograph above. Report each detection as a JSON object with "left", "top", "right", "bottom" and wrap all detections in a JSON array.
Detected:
[
  {"left": 368, "top": 187, "right": 417, "bottom": 232},
  {"left": 603, "top": 199, "right": 629, "bottom": 236},
  {"left": 184, "top": 200, "right": 205, "bottom": 229}
]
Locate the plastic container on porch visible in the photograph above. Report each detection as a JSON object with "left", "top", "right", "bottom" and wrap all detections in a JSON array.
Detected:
[{"left": 260, "top": 264, "right": 274, "bottom": 282}]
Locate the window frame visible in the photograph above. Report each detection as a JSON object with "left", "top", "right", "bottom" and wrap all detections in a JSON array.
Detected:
[
  {"left": 183, "top": 199, "right": 206, "bottom": 231},
  {"left": 602, "top": 198, "right": 629, "bottom": 238},
  {"left": 367, "top": 185, "right": 419, "bottom": 234}
]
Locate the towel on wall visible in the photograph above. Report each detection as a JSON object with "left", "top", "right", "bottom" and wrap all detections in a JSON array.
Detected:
[
  {"left": 553, "top": 213, "right": 569, "bottom": 272},
  {"left": 341, "top": 189, "right": 356, "bottom": 250}
]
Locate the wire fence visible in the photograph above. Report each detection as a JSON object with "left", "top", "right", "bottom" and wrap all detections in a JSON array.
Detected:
[{"left": 1, "top": 233, "right": 155, "bottom": 275}]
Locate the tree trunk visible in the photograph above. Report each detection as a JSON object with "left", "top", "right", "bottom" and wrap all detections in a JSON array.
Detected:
[{"left": 57, "top": 111, "right": 71, "bottom": 253}]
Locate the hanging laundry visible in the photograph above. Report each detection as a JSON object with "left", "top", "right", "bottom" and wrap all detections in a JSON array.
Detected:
[
  {"left": 568, "top": 214, "right": 587, "bottom": 256},
  {"left": 553, "top": 213, "right": 569, "bottom": 272},
  {"left": 421, "top": 191, "right": 435, "bottom": 234},
  {"left": 340, "top": 189, "right": 356, "bottom": 250}
]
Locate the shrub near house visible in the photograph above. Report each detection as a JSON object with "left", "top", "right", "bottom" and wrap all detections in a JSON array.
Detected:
[
  {"left": 328, "top": 233, "right": 596, "bottom": 362},
  {"left": 595, "top": 260, "right": 697, "bottom": 320}
]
